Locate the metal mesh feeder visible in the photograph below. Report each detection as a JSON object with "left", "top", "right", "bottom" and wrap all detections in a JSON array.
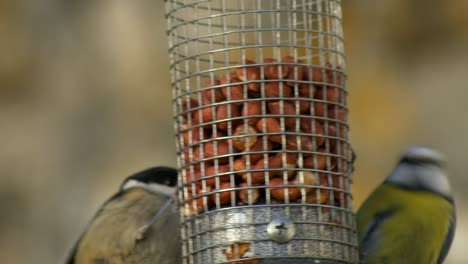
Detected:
[{"left": 166, "top": 0, "right": 357, "bottom": 263}]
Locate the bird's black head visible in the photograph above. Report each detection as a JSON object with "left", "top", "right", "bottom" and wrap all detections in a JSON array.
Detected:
[{"left": 121, "top": 166, "right": 178, "bottom": 195}]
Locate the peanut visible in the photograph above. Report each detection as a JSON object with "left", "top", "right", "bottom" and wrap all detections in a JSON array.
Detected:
[
  {"left": 238, "top": 182, "right": 261, "bottom": 204},
  {"left": 244, "top": 137, "right": 273, "bottom": 164},
  {"left": 182, "top": 186, "right": 212, "bottom": 216},
  {"left": 303, "top": 150, "right": 328, "bottom": 170},
  {"left": 269, "top": 177, "right": 301, "bottom": 201},
  {"left": 299, "top": 118, "right": 326, "bottom": 147},
  {"left": 231, "top": 124, "right": 258, "bottom": 151},
  {"left": 264, "top": 81, "right": 292, "bottom": 98},
  {"left": 245, "top": 155, "right": 283, "bottom": 184},
  {"left": 293, "top": 170, "right": 316, "bottom": 193},
  {"left": 193, "top": 101, "right": 215, "bottom": 127},
  {"left": 195, "top": 164, "right": 231, "bottom": 187},
  {"left": 264, "top": 58, "right": 289, "bottom": 79},
  {"left": 241, "top": 100, "right": 262, "bottom": 125},
  {"left": 210, "top": 181, "right": 235, "bottom": 205},
  {"left": 298, "top": 82, "right": 315, "bottom": 98},
  {"left": 316, "top": 86, "right": 341, "bottom": 103},
  {"left": 178, "top": 57, "right": 350, "bottom": 211},
  {"left": 285, "top": 134, "right": 316, "bottom": 152},
  {"left": 181, "top": 123, "right": 202, "bottom": 145},
  {"left": 303, "top": 66, "right": 323, "bottom": 83},
  {"left": 256, "top": 117, "right": 282, "bottom": 143},
  {"left": 267, "top": 101, "right": 297, "bottom": 129},
  {"left": 216, "top": 103, "right": 241, "bottom": 130},
  {"left": 221, "top": 72, "right": 245, "bottom": 104},
  {"left": 327, "top": 106, "right": 346, "bottom": 122},
  {"left": 180, "top": 97, "right": 199, "bottom": 118},
  {"left": 297, "top": 100, "right": 311, "bottom": 114},
  {"left": 305, "top": 174, "right": 330, "bottom": 204},
  {"left": 201, "top": 79, "right": 225, "bottom": 103},
  {"left": 236, "top": 59, "right": 261, "bottom": 92},
  {"left": 203, "top": 140, "right": 232, "bottom": 164}
]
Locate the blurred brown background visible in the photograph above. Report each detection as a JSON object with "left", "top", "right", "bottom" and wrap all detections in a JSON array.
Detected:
[{"left": 0, "top": 1, "right": 466, "bottom": 263}]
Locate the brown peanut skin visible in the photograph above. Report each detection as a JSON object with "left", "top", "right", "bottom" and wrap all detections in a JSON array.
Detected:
[
  {"left": 220, "top": 72, "right": 245, "bottom": 104},
  {"left": 180, "top": 122, "right": 203, "bottom": 146},
  {"left": 269, "top": 177, "right": 301, "bottom": 201},
  {"left": 302, "top": 66, "right": 323, "bottom": 83},
  {"left": 193, "top": 102, "right": 215, "bottom": 127},
  {"left": 216, "top": 103, "right": 241, "bottom": 130},
  {"left": 241, "top": 100, "right": 262, "bottom": 125},
  {"left": 180, "top": 58, "right": 348, "bottom": 211},
  {"left": 285, "top": 65, "right": 305, "bottom": 87},
  {"left": 285, "top": 134, "right": 315, "bottom": 152},
  {"left": 244, "top": 138, "right": 273, "bottom": 164},
  {"left": 297, "top": 100, "right": 311, "bottom": 114},
  {"left": 298, "top": 83, "right": 315, "bottom": 98},
  {"left": 331, "top": 173, "right": 348, "bottom": 208},
  {"left": 305, "top": 174, "right": 330, "bottom": 204},
  {"left": 316, "top": 86, "right": 341, "bottom": 103},
  {"left": 181, "top": 97, "right": 199, "bottom": 118},
  {"left": 189, "top": 164, "right": 231, "bottom": 187},
  {"left": 264, "top": 58, "right": 289, "bottom": 79},
  {"left": 328, "top": 123, "right": 347, "bottom": 139},
  {"left": 183, "top": 186, "right": 212, "bottom": 216},
  {"left": 264, "top": 81, "right": 292, "bottom": 98},
  {"left": 236, "top": 59, "right": 261, "bottom": 92},
  {"left": 299, "top": 118, "right": 323, "bottom": 134},
  {"left": 203, "top": 140, "right": 232, "bottom": 164},
  {"left": 210, "top": 181, "right": 235, "bottom": 205},
  {"left": 325, "top": 64, "right": 345, "bottom": 87},
  {"left": 281, "top": 56, "right": 305, "bottom": 86},
  {"left": 244, "top": 154, "right": 283, "bottom": 184},
  {"left": 233, "top": 158, "right": 247, "bottom": 176},
  {"left": 267, "top": 101, "right": 297, "bottom": 129},
  {"left": 327, "top": 106, "right": 346, "bottom": 122},
  {"left": 201, "top": 79, "right": 225, "bottom": 103},
  {"left": 238, "top": 182, "right": 261, "bottom": 204},
  {"left": 256, "top": 117, "right": 282, "bottom": 143},
  {"left": 283, "top": 152, "right": 299, "bottom": 179},
  {"left": 299, "top": 118, "right": 326, "bottom": 147},
  {"left": 231, "top": 124, "right": 258, "bottom": 151},
  {"left": 303, "top": 152, "right": 327, "bottom": 170},
  {"left": 314, "top": 102, "right": 325, "bottom": 117}
]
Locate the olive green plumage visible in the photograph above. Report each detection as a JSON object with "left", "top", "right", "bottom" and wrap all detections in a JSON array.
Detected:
[
  {"left": 356, "top": 146, "right": 456, "bottom": 264},
  {"left": 357, "top": 184, "right": 455, "bottom": 263}
]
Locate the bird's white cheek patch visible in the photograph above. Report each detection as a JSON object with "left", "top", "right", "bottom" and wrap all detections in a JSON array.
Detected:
[{"left": 122, "top": 180, "right": 176, "bottom": 197}]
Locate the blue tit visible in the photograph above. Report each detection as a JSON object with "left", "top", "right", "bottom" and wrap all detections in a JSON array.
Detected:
[
  {"left": 64, "top": 166, "right": 181, "bottom": 264},
  {"left": 357, "top": 146, "right": 456, "bottom": 264}
]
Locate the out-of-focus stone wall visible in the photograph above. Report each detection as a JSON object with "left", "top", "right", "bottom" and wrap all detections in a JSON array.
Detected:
[{"left": 0, "top": 1, "right": 466, "bottom": 263}]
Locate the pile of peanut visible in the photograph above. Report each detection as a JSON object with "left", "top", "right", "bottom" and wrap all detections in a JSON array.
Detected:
[{"left": 178, "top": 56, "right": 349, "bottom": 216}]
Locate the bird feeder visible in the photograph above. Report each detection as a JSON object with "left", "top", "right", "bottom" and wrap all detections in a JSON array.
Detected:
[{"left": 166, "top": 0, "right": 357, "bottom": 263}]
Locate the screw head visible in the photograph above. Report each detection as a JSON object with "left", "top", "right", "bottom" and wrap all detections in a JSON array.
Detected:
[{"left": 266, "top": 217, "right": 295, "bottom": 243}]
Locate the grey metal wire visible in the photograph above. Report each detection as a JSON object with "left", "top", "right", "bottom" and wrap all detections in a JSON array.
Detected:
[{"left": 166, "top": 0, "right": 357, "bottom": 263}]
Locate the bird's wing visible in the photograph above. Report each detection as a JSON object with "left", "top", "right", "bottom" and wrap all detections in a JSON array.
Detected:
[
  {"left": 437, "top": 207, "right": 456, "bottom": 264},
  {"left": 356, "top": 185, "right": 401, "bottom": 261},
  {"left": 135, "top": 196, "right": 176, "bottom": 240},
  {"left": 63, "top": 188, "right": 172, "bottom": 264},
  {"left": 357, "top": 207, "right": 396, "bottom": 261},
  {"left": 62, "top": 190, "right": 126, "bottom": 264}
]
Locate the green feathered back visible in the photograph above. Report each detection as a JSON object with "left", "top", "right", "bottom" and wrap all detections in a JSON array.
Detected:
[{"left": 357, "top": 184, "right": 455, "bottom": 264}]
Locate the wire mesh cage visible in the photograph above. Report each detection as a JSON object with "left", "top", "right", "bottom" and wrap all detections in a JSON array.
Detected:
[{"left": 166, "top": 0, "right": 357, "bottom": 263}]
